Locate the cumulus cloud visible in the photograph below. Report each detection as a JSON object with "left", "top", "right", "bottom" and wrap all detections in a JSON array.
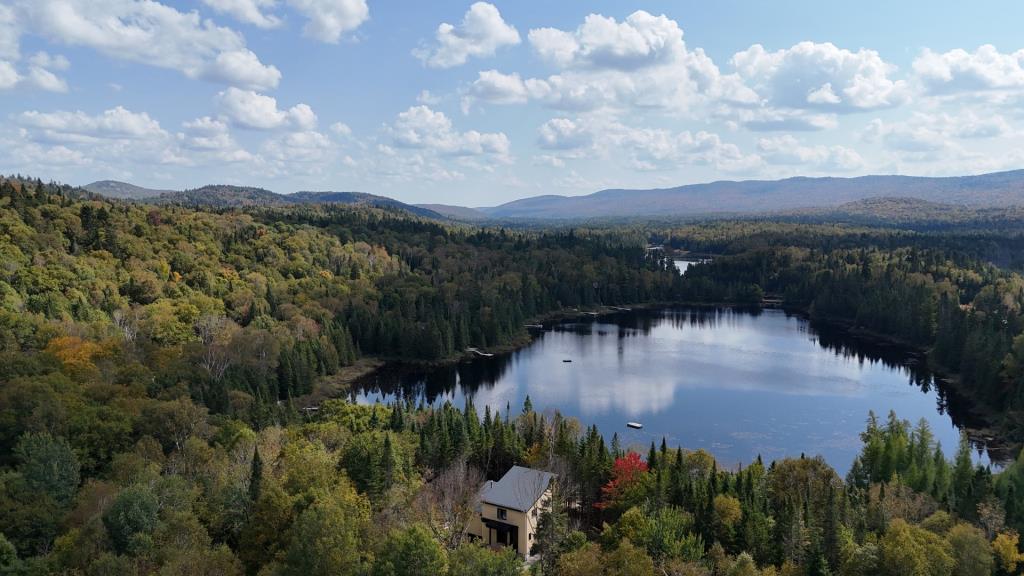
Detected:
[
  {"left": 330, "top": 122, "right": 352, "bottom": 136},
  {"left": 532, "top": 115, "right": 761, "bottom": 173},
  {"left": 202, "top": 0, "right": 281, "bottom": 29},
  {"left": 216, "top": 87, "right": 317, "bottom": 130},
  {"left": 863, "top": 111, "right": 1012, "bottom": 158},
  {"left": 467, "top": 70, "right": 533, "bottom": 105},
  {"left": 0, "top": 50, "right": 70, "bottom": 92},
  {"left": 390, "top": 105, "right": 510, "bottom": 158},
  {"left": 9, "top": 0, "right": 281, "bottom": 90},
  {"left": 415, "top": 2, "right": 520, "bottom": 68},
  {"left": 25, "top": 66, "right": 67, "bottom": 92},
  {"left": 262, "top": 130, "right": 334, "bottom": 164},
  {"left": 17, "top": 106, "right": 166, "bottom": 142},
  {"left": 730, "top": 42, "right": 909, "bottom": 112},
  {"left": 529, "top": 11, "right": 688, "bottom": 70},
  {"left": 914, "top": 45, "right": 1024, "bottom": 97},
  {"left": 757, "top": 135, "right": 864, "bottom": 171},
  {"left": 8, "top": 105, "right": 199, "bottom": 173},
  {"left": 181, "top": 116, "right": 253, "bottom": 162},
  {"left": 0, "top": 60, "right": 19, "bottom": 90},
  {"left": 203, "top": 49, "right": 282, "bottom": 90},
  {"left": 286, "top": 0, "right": 369, "bottom": 43},
  {"left": 467, "top": 11, "right": 740, "bottom": 114},
  {"left": 617, "top": 126, "right": 762, "bottom": 172},
  {"left": 537, "top": 117, "right": 593, "bottom": 150}
]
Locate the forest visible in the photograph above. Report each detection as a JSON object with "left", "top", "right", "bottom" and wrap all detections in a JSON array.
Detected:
[{"left": 0, "top": 176, "right": 1023, "bottom": 575}]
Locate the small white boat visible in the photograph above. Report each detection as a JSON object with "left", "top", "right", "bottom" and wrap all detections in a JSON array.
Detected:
[{"left": 626, "top": 422, "right": 643, "bottom": 429}]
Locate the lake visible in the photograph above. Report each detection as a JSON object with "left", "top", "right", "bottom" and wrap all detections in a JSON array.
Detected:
[{"left": 353, "top": 306, "right": 997, "bottom": 473}]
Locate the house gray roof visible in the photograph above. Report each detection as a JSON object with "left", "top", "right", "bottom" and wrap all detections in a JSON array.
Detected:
[{"left": 480, "top": 466, "right": 555, "bottom": 512}]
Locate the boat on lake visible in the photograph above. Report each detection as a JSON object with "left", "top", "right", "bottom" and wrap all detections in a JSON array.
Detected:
[{"left": 627, "top": 422, "right": 643, "bottom": 429}]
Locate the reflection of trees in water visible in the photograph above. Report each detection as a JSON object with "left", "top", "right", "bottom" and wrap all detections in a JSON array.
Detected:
[
  {"left": 352, "top": 306, "right": 1010, "bottom": 462},
  {"left": 809, "top": 318, "right": 1006, "bottom": 462},
  {"left": 352, "top": 354, "right": 515, "bottom": 406}
]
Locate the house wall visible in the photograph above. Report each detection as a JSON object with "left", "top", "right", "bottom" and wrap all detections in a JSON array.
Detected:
[{"left": 468, "top": 487, "right": 552, "bottom": 557}]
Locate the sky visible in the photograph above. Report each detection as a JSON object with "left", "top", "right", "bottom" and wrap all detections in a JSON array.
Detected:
[{"left": 3, "top": 1, "right": 1024, "bottom": 206}]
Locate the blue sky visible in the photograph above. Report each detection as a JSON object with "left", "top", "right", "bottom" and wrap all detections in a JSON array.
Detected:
[{"left": 3, "top": 1, "right": 1024, "bottom": 206}]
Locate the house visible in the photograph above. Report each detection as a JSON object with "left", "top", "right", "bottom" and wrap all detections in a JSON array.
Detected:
[{"left": 468, "top": 466, "right": 555, "bottom": 558}]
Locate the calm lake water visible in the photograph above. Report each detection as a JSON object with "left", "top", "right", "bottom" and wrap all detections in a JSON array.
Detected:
[{"left": 354, "top": 308, "right": 997, "bottom": 473}]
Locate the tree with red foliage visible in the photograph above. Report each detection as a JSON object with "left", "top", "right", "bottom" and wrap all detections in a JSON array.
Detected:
[{"left": 595, "top": 452, "right": 652, "bottom": 514}]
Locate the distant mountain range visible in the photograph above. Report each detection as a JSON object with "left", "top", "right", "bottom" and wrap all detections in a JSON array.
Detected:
[
  {"left": 83, "top": 181, "right": 443, "bottom": 219},
  {"left": 85, "top": 169, "right": 1024, "bottom": 222},
  {"left": 473, "top": 170, "right": 1024, "bottom": 219}
]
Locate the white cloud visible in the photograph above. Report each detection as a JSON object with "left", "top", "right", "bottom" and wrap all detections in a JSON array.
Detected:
[
  {"left": 729, "top": 108, "right": 838, "bottom": 132},
  {"left": 26, "top": 66, "right": 67, "bottom": 92},
  {"left": 10, "top": 0, "right": 280, "bottom": 90},
  {"left": 0, "top": 5, "right": 18, "bottom": 60},
  {"left": 8, "top": 106, "right": 199, "bottom": 174},
  {"left": 286, "top": 0, "right": 369, "bottom": 43},
  {"left": 203, "top": 49, "right": 281, "bottom": 90},
  {"left": 863, "top": 118, "right": 946, "bottom": 154},
  {"left": 288, "top": 103, "right": 318, "bottom": 130},
  {"left": 468, "top": 11, "right": 726, "bottom": 113},
  {"left": 262, "top": 130, "right": 333, "bottom": 164},
  {"left": 216, "top": 87, "right": 317, "bottom": 130},
  {"left": 390, "top": 105, "right": 510, "bottom": 158},
  {"left": 181, "top": 116, "right": 253, "bottom": 162},
  {"left": 416, "top": 89, "right": 441, "bottom": 105},
  {"left": 415, "top": 2, "right": 520, "bottom": 68},
  {"left": 0, "top": 60, "right": 19, "bottom": 89},
  {"left": 529, "top": 11, "right": 686, "bottom": 70},
  {"left": 757, "top": 135, "right": 863, "bottom": 171},
  {"left": 617, "top": 126, "right": 761, "bottom": 172},
  {"left": 914, "top": 45, "right": 1024, "bottom": 96},
  {"left": 537, "top": 117, "right": 592, "bottom": 150},
  {"left": 863, "top": 111, "right": 1011, "bottom": 156},
  {"left": 201, "top": 0, "right": 282, "bottom": 29},
  {"left": 468, "top": 70, "right": 531, "bottom": 104},
  {"left": 17, "top": 107, "right": 166, "bottom": 142},
  {"left": 368, "top": 147, "right": 466, "bottom": 183},
  {"left": 27, "top": 51, "right": 69, "bottom": 71},
  {"left": 330, "top": 121, "right": 352, "bottom": 136},
  {"left": 0, "top": 50, "right": 70, "bottom": 92},
  {"left": 730, "top": 42, "right": 909, "bottom": 112},
  {"left": 532, "top": 115, "right": 761, "bottom": 173}
]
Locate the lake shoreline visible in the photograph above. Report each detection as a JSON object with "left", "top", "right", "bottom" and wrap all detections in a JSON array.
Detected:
[{"left": 329, "top": 300, "right": 1014, "bottom": 463}]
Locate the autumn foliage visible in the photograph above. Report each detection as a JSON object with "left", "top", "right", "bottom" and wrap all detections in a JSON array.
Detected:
[{"left": 596, "top": 452, "right": 649, "bottom": 511}]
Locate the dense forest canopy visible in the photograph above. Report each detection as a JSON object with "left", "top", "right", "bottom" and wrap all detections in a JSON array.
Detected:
[{"left": 0, "top": 176, "right": 1023, "bottom": 575}]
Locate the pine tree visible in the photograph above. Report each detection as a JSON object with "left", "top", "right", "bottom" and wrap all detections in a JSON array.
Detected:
[{"left": 249, "top": 446, "right": 263, "bottom": 503}]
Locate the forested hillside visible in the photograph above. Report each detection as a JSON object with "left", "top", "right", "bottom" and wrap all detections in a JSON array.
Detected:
[{"left": 1, "top": 177, "right": 1023, "bottom": 575}]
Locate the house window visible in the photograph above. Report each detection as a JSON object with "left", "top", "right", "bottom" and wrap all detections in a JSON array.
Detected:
[{"left": 497, "top": 508, "right": 507, "bottom": 520}]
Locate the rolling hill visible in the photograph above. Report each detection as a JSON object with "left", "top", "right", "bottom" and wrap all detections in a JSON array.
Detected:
[
  {"left": 414, "top": 203, "right": 489, "bottom": 220},
  {"left": 290, "top": 191, "right": 443, "bottom": 218},
  {"left": 82, "top": 181, "right": 443, "bottom": 218},
  {"left": 478, "top": 170, "right": 1024, "bottom": 219},
  {"left": 83, "top": 180, "right": 174, "bottom": 200}
]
